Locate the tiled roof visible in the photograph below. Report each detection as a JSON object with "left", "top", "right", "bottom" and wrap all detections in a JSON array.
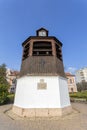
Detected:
[{"left": 65, "top": 72, "right": 75, "bottom": 76}]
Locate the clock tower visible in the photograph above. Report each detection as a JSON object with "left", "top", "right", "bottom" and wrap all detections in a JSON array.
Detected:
[
  {"left": 13, "top": 28, "right": 72, "bottom": 117},
  {"left": 37, "top": 28, "right": 48, "bottom": 36}
]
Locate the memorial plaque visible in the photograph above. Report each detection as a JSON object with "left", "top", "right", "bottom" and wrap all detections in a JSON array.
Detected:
[{"left": 37, "top": 79, "right": 47, "bottom": 90}]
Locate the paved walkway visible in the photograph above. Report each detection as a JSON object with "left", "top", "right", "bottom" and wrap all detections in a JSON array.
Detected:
[{"left": 0, "top": 103, "right": 87, "bottom": 130}]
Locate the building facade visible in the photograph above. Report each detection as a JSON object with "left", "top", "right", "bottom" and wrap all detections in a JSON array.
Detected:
[
  {"left": 66, "top": 73, "right": 77, "bottom": 93},
  {"left": 76, "top": 67, "right": 87, "bottom": 83},
  {"left": 6, "top": 69, "right": 19, "bottom": 93}
]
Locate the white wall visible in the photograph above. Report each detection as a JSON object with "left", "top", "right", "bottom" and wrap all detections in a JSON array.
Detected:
[
  {"left": 59, "top": 77, "right": 71, "bottom": 107},
  {"left": 14, "top": 76, "right": 70, "bottom": 108},
  {"left": 76, "top": 71, "right": 82, "bottom": 83}
]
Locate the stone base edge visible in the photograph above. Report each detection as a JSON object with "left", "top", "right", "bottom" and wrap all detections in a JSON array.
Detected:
[{"left": 12, "top": 105, "right": 72, "bottom": 117}]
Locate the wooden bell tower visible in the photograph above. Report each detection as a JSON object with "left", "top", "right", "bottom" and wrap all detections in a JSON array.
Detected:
[
  {"left": 20, "top": 28, "right": 65, "bottom": 77},
  {"left": 13, "top": 28, "right": 72, "bottom": 117}
]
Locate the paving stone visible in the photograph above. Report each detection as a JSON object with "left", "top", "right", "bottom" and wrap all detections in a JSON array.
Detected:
[{"left": 0, "top": 103, "right": 87, "bottom": 130}]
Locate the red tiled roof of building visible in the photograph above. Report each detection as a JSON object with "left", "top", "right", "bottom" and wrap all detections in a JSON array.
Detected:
[
  {"left": 65, "top": 72, "right": 75, "bottom": 77},
  {"left": 10, "top": 71, "right": 20, "bottom": 76}
]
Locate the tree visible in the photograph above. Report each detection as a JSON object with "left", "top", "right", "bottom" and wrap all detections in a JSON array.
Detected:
[
  {"left": 77, "top": 82, "right": 83, "bottom": 92},
  {"left": 82, "top": 82, "right": 87, "bottom": 90},
  {"left": 0, "top": 64, "right": 9, "bottom": 105},
  {"left": 77, "top": 81, "right": 87, "bottom": 92}
]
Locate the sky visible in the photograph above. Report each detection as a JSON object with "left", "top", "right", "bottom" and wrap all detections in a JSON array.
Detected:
[{"left": 0, "top": 0, "right": 87, "bottom": 73}]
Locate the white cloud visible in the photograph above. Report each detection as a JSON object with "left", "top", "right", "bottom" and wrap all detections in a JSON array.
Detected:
[{"left": 65, "top": 67, "right": 77, "bottom": 74}]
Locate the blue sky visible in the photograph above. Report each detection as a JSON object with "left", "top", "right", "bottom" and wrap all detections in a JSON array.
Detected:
[{"left": 0, "top": 0, "right": 87, "bottom": 73}]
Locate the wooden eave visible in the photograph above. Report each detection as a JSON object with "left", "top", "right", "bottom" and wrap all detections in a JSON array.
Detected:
[{"left": 22, "top": 36, "right": 63, "bottom": 46}]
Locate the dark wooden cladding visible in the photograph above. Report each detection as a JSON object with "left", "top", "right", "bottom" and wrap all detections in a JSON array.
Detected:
[
  {"left": 20, "top": 28, "right": 65, "bottom": 77},
  {"left": 20, "top": 56, "right": 65, "bottom": 77}
]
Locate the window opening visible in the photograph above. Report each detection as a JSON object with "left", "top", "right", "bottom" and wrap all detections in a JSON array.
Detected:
[{"left": 33, "top": 41, "right": 52, "bottom": 56}]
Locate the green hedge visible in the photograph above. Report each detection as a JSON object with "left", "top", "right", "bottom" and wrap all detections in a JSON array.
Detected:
[
  {"left": 70, "top": 91, "right": 87, "bottom": 99},
  {"left": 0, "top": 94, "right": 15, "bottom": 105},
  {"left": 7, "top": 94, "right": 15, "bottom": 103}
]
